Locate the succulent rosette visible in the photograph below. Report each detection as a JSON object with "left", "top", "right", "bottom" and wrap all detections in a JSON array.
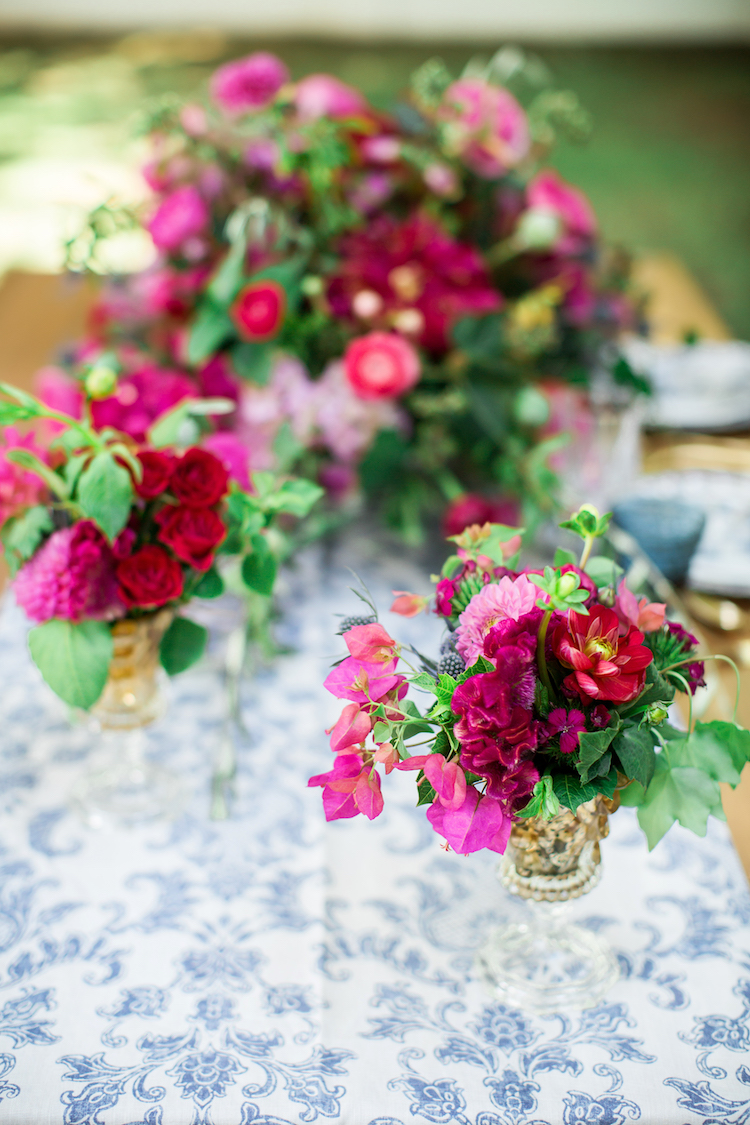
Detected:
[
  {"left": 0, "top": 383, "right": 323, "bottom": 711},
  {"left": 59, "top": 48, "right": 645, "bottom": 544},
  {"left": 310, "top": 504, "right": 750, "bottom": 854}
]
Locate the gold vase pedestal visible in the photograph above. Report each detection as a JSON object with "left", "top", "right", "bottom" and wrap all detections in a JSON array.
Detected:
[
  {"left": 477, "top": 795, "right": 620, "bottom": 1013},
  {"left": 70, "top": 612, "right": 188, "bottom": 828}
]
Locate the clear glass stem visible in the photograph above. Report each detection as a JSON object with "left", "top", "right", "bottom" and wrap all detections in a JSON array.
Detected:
[{"left": 209, "top": 727, "right": 237, "bottom": 821}]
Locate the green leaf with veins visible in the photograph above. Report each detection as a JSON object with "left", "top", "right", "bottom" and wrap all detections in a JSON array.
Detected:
[
  {"left": 553, "top": 765, "right": 618, "bottom": 813},
  {"left": 636, "top": 756, "right": 724, "bottom": 850},
  {"left": 29, "top": 619, "right": 112, "bottom": 709},
  {"left": 577, "top": 725, "right": 620, "bottom": 783},
  {"left": 1, "top": 506, "right": 53, "bottom": 576},
  {"left": 76, "top": 451, "right": 133, "bottom": 541},
  {"left": 611, "top": 723, "right": 656, "bottom": 788},
  {"left": 518, "top": 774, "right": 561, "bottom": 819}
]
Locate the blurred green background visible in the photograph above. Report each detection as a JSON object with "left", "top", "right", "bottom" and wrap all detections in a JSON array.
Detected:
[{"left": 0, "top": 34, "right": 748, "bottom": 336}]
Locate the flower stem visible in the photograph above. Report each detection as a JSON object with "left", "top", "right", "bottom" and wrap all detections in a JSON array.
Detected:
[
  {"left": 536, "top": 607, "right": 554, "bottom": 699},
  {"left": 579, "top": 535, "right": 594, "bottom": 570}
]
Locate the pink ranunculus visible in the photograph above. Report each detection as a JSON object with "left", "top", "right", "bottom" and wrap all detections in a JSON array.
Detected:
[
  {"left": 455, "top": 575, "right": 540, "bottom": 665},
  {"left": 440, "top": 78, "right": 530, "bottom": 179},
  {"left": 210, "top": 52, "right": 289, "bottom": 115},
  {"left": 614, "top": 578, "right": 666, "bottom": 636},
  {"left": 328, "top": 702, "right": 373, "bottom": 752},
  {"left": 148, "top": 186, "right": 209, "bottom": 253},
  {"left": 526, "top": 169, "right": 597, "bottom": 254},
  {"left": 426, "top": 786, "right": 512, "bottom": 854},
  {"left": 344, "top": 332, "right": 421, "bottom": 401},
  {"left": 0, "top": 427, "right": 50, "bottom": 524},
  {"left": 343, "top": 623, "right": 398, "bottom": 664},
  {"left": 91, "top": 367, "right": 196, "bottom": 443},
  {"left": 201, "top": 432, "right": 251, "bottom": 491},
  {"left": 14, "top": 520, "right": 124, "bottom": 624},
  {"left": 294, "top": 74, "right": 366, "bottom": 121},
  {"left": 324, "top": 655, "right": 404, "bottom": 705}
]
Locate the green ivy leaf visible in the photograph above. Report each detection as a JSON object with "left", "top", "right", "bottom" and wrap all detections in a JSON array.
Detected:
[
  {"left": 231, "top": 342, "right": 273, "bottom": 385},
  {"left": 410, "top": 672, "right": 439, "bottom": 695},
  {"left": 612, "top": 723, "right": 656, "bottom": 788},
  {"left": 457, "top": 656, "right": 494, "bottom": 683},
  {"left": 194, "top": 566, "right": 224, "bottom": 599},
  {"left": 624, "top": 663, "right": 676, "bottom": 713},
  {"left": 28, "top": 618, "right": 113, "bottom": 710},
  {"left": 187, "top": 301, "right": 235, "bottom": 365},
  {"left": 674, "top": 721, "right": 750, "bottom": 786},
  {"left": 241, "top": 534, "right": 277, "bottom": 596},
  {"left": 416, "top": 771, "right": 437, "bottom": 806},
  {"left": 577, "top": 725, "right": 620, "bottom": 783},
  {"left": 553, "top": 766, "right": 618, "bottom": 813},
  {"left": 159, "top": 616, "right": 208, "bottom": 675},
  {"left": 0, "top": 505, "right": 53, "bottom": 576},
  {"left": 636, "top": 756, "right": 723, "bottom": 850},
  {"left": 518, "top": 774, "right": 561, "bottom": 819},
  {"left": 76, "top": 451, "right": 133, "bottom": 542}
]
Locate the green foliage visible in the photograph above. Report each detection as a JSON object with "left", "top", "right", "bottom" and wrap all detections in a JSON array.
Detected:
[
  {"left": 261, "top": 479, "right": 324, "bottom": 518},
  {"left": 231, "top": 342, "right": 273, "bottom": 385},
  {"left": 193, "top": 566, "right": 224, "bottom": 599},
  {"left": 518, "top": 774, "right": 561, "bottom": 819},
  {"left": 553, "top": 547, "right": 577, "bottom": 568},
  {"left": 559, "top": 503, "right": 612, "bottom": 541},
  {"left": 612, "top": 723, "right": 656, "bottom": 789},
  {"left": 77, "top": 451, "right": 133, "bottom": 542},
  {"left": 149, "top": 397, "right": 234, "bottom": 448},
  {"left": 553, "top": 765, "right": 618, "bottom": 813},
  {"left": 28, "top": 618, "right": 113, "bottom": 710},
  {"left": 0, "top": 505, "right": 53, "bottom": 576},
  {"left": 612, "top": 355, "right": 651, "bottom": 397},
  {"left": 528, "top": 565, "right": 590, "bottom": 613},
  {"left": 584, "top": 554, "right": 624, "bottom": 587},
  {"left": 359, "top": 429, "right": 409, "bottom": 494},
  {"left": 159, "top": 616, "right": 208, "bottom": 675},
  {"left": 577, "top": 725, "right": 620, "bottom": 783},
  {"left": 624, "top": 663, "right": 676, "bottom": 713},
  {"left": 416, "top": 771, "right": 437, "bottom": 806},
  {"left": 187, "top": 301, "right": 235, "bottom": 364},
  {"left": 241, "top": 534, "right": 277, "bottom": 596}
]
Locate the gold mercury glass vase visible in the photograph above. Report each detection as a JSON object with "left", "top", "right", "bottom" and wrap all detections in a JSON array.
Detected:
[
  {"left": 70, "top": 611, "right": 188, "bottom": 827},
  {"left": 477, "top": 795, "right": 621, "bottom": 1013}
]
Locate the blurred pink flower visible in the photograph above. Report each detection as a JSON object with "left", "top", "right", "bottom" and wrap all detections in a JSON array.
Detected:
[
  {"left": 348, "top": 171, "right": 394, "bottom": 215},
  {"left": 202, "top": 432, "right": 251, "bottom": 491},
  {"left": 426, "top": 786, "right": 512, "bottom": 854},
  {"left": 148, "top": 186, "right": 209, "bottom": 253},
  {"left": 344, "top": 332, "right": 421, "bottom": 400},
  {"left": 210, "top": 52, "right": 289, "bottom": 115},
  {"left": 440, "top": 78, "right": 530, "bottom": 179},
  {"left": 614, "top": 579, "right": 666, "bottom": 635},
  {"left": 360, "top": 135, "right": 401, "bottom": 163},
  {"left": 0, "top": 427, "right": 50, "bottom": 524},
  {"left": 35, "top": 366, "right": 83, "bottom": 421},
  {"left": 526, "top": 169, "right": 596, "bottom": 254},
  {"left": 313, "top": 361, "right": 404, "bottom": 461},
  {"left": 14, "top": 520, "right": 124, "bottom": 624},
  {"left": 294, "top": 73, "right": 366, "bottom": 121},
  {"left": 91, "top": 366, "right": 195, "bottom": 442},
  {"left": 180, "top": 103, "right": 208, "bottom": 136},
  {"left": 423, "top": 162, "right": 459, "bottom": 197},
  {"left": 455, "top": 575, "right": 539, "bottom": 664}
]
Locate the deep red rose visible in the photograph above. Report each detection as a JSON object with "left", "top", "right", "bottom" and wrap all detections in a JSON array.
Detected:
[
  {"left": 170, "top": 448, "right": 229, "bottom": 508},
  {"left": 116, "top": 545, "right": 184, "bottom": 608},
  {"left": 552, "top": 605, "right": 653, "bottom": 704},
  {"left": 157, "top": 505, "right": 226, "bottom": 570},
  {"left": 135, "top": 450, "right": 176, "bottom": 499},
  {"left": 230, "top": 279, "right": 286, "bottom": 342}
]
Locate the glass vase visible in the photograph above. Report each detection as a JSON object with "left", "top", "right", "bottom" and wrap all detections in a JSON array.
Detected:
[
  {"left": 70, "top": 611, "right": 188, "bottom": 828},
  {"left": 477, "top": 795, "right": 620, "bottom": 1013}
]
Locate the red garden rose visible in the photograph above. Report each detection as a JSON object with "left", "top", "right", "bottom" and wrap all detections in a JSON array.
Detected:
[
  {"left": 157, "top": 505, "right": 226, "bottom": 570},
  {"left": 116, "top": 545, "right": 184, "bottom": 608},
  {"left": 230, "top": 279, "right": 286, "bottom": 342},
  {"left": 135, "top": 450, "right": 176, "bottom": 499},
  {"left": 170, "top": 448, "right": 229, "bottom": 508},
  {"left": 552, "top": 605, "right": 653, "bottom": 704}
]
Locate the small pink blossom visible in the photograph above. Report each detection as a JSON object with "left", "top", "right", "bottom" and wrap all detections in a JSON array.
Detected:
[
  {"left": 201, "top": 432, "right": 251, "bottom": 491},
  {"left": 14, "top": 520, "right": 124, "bottom": 624},
  {"left": 344, "top": 623, "right": 398, "bottom": 664},
  {"left": 308, "top": 754, "right": 383, "bottom": 821},
  {"left": 390, "top": 591, "right": 428, "bottom": 617},
  {"left": 344, "top": 332, "right": 421, "bottom": 401},
  {"left": 526, "top": 169, "right": 596, "bottom": 254},
  {"left": 361, "top": 135, "right": 401, "bottom": 163},
  {"left": 455, "top": 575, "right": 539, "bottom": 664},
  {"left": 373, "top": 742, "right": 399, "bottom": 774},
  {"left": 423, "top": 162, "right": 459, "bottom": 197},
  {"left": 328, "top": 702, "right": 373, "bottom": 752},
  {"left": 440, "top": 79, "right": 530, "bottom": 179},
  {"left": 148, "top": 186, "right": 209, "bottom": 253},
  {"left": 210, "top": 53, "right": 289, "bottom": 115},
  {"left": 426, "top": 786, "right": 512, "bottom": 854},
  {"left": 423, "top": 755, "right": 467, "bottom": 810},
  {"left": 294, "top": 74, "right": 366, "bottom": 121},
  {"left": 324, "top": 655, "right": 404, "bottom": 704},
  {"left": 614, "top": 579, "right": 666, "bottom": 635},
  {"left": 0, "top": 427, "right": 50, "bottom": 523},
  {"left": 546, "top": 708, "right": 587, "bottom": 754},
  {"left": 180, "top": 103, "right": 207, "bottom": 136}
]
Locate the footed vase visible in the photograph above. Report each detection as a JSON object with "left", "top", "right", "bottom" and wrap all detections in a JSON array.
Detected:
[{"left": 478, "top": 795, "right": 620, "bottom": 1013}]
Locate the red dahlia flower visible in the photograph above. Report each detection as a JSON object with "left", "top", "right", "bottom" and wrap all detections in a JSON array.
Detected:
[{"left": 552, "top": 606, "right": 652, "bottom": 704}]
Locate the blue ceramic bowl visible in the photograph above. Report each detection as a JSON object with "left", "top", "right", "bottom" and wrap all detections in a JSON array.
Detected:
[{"left": 612, "top": 498, "right": 706, "bottom": 584}]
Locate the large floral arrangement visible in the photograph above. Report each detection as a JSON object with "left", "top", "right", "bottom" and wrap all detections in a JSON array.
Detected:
[
  {"left": 55, "top": 50, "right": 644, "bottom": 541},
  {"left": 310, "top": 506, "right": 748, "bottom": 851},
  {"left": 0, "top": 382, "right": 322, "bottom": 710}
]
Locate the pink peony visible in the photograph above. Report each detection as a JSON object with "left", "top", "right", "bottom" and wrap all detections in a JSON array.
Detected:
[
  {"left": 455, "top": 575, "right": 539, "bottom": 664},
  {"left": 0, "top": 427, "right": 50, "bottom": 524},
  {"left": 526, "top": 170, "right": 596, "bottom": 254},
  {"left": 426, "top": 786, "right": 512, "bottom": 854},
  {"left": 294, "top": 74, "right": 366, "bottom": 121},
  {"left": 614, "top": 579, "right": 665, "bottom": 636},
  {"left": 344, "top": 332, "right": 421, "bottom": 400},
  {"left": 14, "top": 520, "right": 124, "bottom": 624},
  {"left": 440, "top": 79, "right": 530, "bottom": 179},
  {"left": 91, "top": 367, "right": 195, "bottom": 442},
  {"left": 148, "top": 186, "right": 209, "bottom": 253},
  {"left": 210, "top": 52, "right": 288, "bottom": 115}
]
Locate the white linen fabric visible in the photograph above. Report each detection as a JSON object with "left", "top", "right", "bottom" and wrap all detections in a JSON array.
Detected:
[{"left": 0, "top": 543, "right": 749, "bottom": 1125}]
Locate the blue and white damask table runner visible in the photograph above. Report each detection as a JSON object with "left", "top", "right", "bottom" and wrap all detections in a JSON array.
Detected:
[{"left": 0, "top": 544, "right": 749, "bottom": 1125}]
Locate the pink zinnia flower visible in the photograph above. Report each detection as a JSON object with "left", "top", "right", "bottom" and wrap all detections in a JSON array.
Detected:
[
  {"left": 14, "top": 520, "right": 124, "bottom": 624},
  {"left": 294, "top": 74, "right": 366, "bottom": 121},
  {"left": 0, "top": 427, "right": 50, "bottom": 524},
  {"left": 546, "top": 708, "right": 587, "bottom": 754},
  {"left": 148, "top": 186, "right": 209, "bottom": 253},
  {"left": 526, "top": 169, "right": 597, "bottom": 254},
  {"left": 455, "top": 575, "right": 539, "bottom": 664},
  {"left": 344, "top": 332, "right": 421, "bottom": 401},
  {"left": 439, "top": 78, "right": 530, "bottom": 179},
  {"left": 210, "top": 52, "right": 288, "bottom": 115}
]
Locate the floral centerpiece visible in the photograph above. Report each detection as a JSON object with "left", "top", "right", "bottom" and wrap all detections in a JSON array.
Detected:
[
  {"left": 57, "top": 49, "right": 645, "bottom": 541},
  {"left": 310, "top": 506, "right": 748, "bottom": 1009}
]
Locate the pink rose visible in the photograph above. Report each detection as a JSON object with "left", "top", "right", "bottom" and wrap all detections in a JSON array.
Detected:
[
  {"left": 294, "top": 74, "right": 366, "bottom": 121},
  {"left": 210, "top": 53, "right": 289, "bottom": 115},
  {"left": 441, "top": 78, "right": 529, "bottom": 179},
  {"left": 344, "top": 332, "right": 421, "bottom": 400},
  {"left": 526, "top": 169, "right": 597, "bottom": 253},
  {"left": 148, "top": 186, "right": 209, "bottom": 253}
]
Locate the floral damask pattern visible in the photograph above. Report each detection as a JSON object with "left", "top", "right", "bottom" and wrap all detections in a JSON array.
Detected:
[{"left": 0, "top": 550, "right": 748, "bottom": 1123}]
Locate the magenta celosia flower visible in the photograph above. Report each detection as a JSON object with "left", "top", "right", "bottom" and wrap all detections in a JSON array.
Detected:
[
  {"left": 525, "top": 170, "right": 597, "bottom": 254},
  {"left": 327, "top": 212, "right": 501, "bottom": 354},
  {"left": 439, "top": 78, "right": 530, "bottom": 179},
  {"left": 426, "top": 786, "right": 512, "bottom": 854},
  {"left": 14, "top": 520, "right": 124, "bottom": 624},
  {"left": 91, "top": 367, "right": 195, "bottom": 442},
  {"left": 294, "top": 73, "right": 366, "bottom": 121},
  {"left": 344, "top": 332, "right": 421, "bottom": 401},
  {"left": 0, "top": 427, "right": 50, "bottom": 524},
  {"left": 308, "top": 753, "right": 383, "bottom": 821},
  {"left": 148, "top": 186, "right": 209, "bottom": 253},
  {"left": 455, "top": 574, "right": 538, "bottom": 664},
  {"left": 546, "top": 708, "right": 587, "bottom": 754},
  {"left": 210, "top": 52, "right": 289, "bottom": 115},
  {"left": 614, "top": 579, "right": 666, "bottom": 636}
]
